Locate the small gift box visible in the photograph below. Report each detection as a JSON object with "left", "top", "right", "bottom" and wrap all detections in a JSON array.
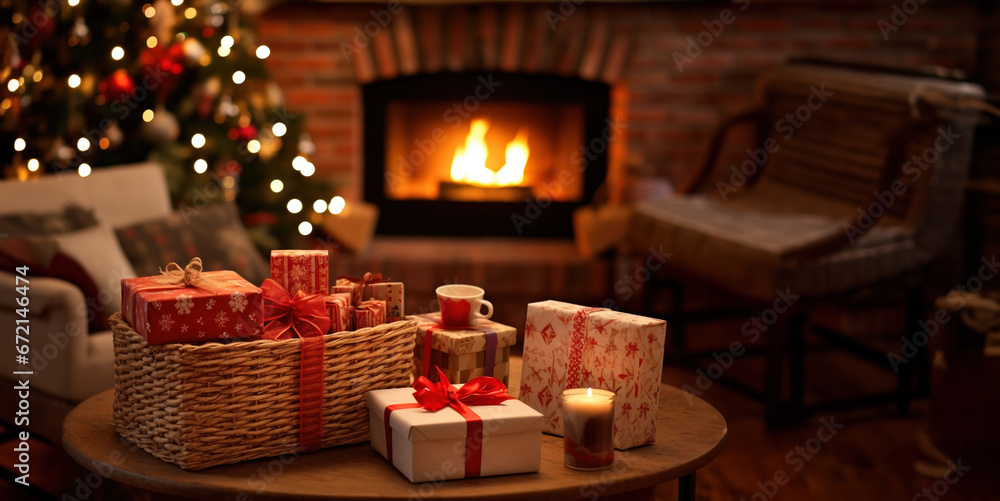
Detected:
[
  {"left": 326, "top": 292, "right": 354, "bottom": 332},
  {"left": 519, "top": 300, "right": 667, "bottom": 450},
  {"left": 355, "top": 299, "right": 386, "bottom": 329},
  {"left": 410, "top": 313, "right": 517, "bottom": 386},
  {"left": 366, "top": 369, "right": 543, "bottom": 482},
  {"left": 365, "top": 282, "right": 404, "bottom": 321},
  {"left": 120, "top": 258, "right": 263, "bottom": 345},
  {"left": 270, "top": 249, "right": 330, "bottom": 296}
]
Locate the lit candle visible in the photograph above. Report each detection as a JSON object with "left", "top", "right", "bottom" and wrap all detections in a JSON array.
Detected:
[{"left": 562, "top": 387, "right": 615, "bottom": 470}]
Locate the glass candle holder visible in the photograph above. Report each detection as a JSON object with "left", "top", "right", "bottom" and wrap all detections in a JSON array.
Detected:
[{"left": 562, "top": 387, "right": 615, "bottom": 471}]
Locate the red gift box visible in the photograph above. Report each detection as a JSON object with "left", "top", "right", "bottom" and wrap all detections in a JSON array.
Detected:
[
  {"left": 270, "top": 250, "right": 330, "bottom": 296},
  {"left": 121, "top": 260, "right": 263, "bottom": 345},
  {"left": 355, "top": 299, "right": 386, "bottom": 329},
  {"left": 326, "top": 292, "right": 354, "bottom": 332}
]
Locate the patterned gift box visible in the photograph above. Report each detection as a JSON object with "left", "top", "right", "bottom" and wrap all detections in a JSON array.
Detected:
[
  {"left": 518, "top": 300, "right": 666, "bottom": 450},
  {"left": 410, "top": 314, "right": 517, "bottom": 386},
  {"left": 270, "top": 250, "right": 330, "bottom": 296},
  {"left": 355, "top": 299, "right": 386, "bottom": 329},
  {"left": 121, "top": 270, "right": 263, "bottom": 345},
  {"left": 364, "top": 282, "right": 404, "bottom": 322},
  {"left": 326, "top": 292, "right": 354, "bottom": 332}
]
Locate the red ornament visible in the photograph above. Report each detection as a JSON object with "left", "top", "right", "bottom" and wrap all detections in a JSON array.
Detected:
[
  {"left": 99, "top": 70, "right": 135, "bottom": 102},
  {"left": 229, "top": 124, "right": 258, "bottom": 142},
  {"left": 22, "top": 6, "right": 56, "bottom": 52},
  {"left": 138, "top": 43, "right": 185, "bottom": 100}
]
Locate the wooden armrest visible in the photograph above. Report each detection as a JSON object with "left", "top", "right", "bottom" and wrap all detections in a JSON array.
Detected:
[{"left": 677, "top": 108, "right": 766, "bottom": 194}]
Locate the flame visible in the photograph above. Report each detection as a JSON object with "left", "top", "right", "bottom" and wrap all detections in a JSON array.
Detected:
[{"left": 450, "top": 119, "right": 529, "bottom": 186}]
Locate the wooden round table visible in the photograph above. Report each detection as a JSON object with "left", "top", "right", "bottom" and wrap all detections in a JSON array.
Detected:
[{"left": 64, "top": 384, "right": 726, "bottom": 501}]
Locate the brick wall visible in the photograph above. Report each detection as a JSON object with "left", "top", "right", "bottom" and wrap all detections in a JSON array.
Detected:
[{"left": 258, "top": 0, "right": 981, "bottom": 199}]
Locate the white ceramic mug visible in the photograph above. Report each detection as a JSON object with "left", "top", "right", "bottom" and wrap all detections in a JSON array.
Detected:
[{"left": 436, "top": 284, "right": 493, "bottom": 327}]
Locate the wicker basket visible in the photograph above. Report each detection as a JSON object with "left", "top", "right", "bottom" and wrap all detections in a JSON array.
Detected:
[{"left": 110, "top": 312, "right": 416, "bottom": 470}]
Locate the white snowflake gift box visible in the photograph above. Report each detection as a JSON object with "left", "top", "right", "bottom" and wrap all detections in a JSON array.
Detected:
[
  {"left": 519, "top": 300, "right": 667, "bottom": 450},
  {"left": 121, "top": 258, "right": 263, "bottom": 345}
]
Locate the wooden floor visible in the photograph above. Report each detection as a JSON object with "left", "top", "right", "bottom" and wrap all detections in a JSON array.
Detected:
[{"left": 653, "top": 348, "right": 1000, "bottom": 501}]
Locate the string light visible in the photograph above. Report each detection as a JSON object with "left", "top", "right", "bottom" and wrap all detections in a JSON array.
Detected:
[
  {"left": 79, "top": 163, "right": 92, "bottom": 177},
  {"left": 147, "top": 36, "right": 158, "bottom": 48},
  {"left": 287, "top": 199, "right": 303, "bottom": 214},
  {"left": 184, "top": 7, "right": 196, "bottom": 19},
  {"left": 68, "top": 0, "right": 79, "bottom": 6},
  {"left": 142, "top": 109, "right": 155, "bottom": 122},
  {"left": 220, "top": 35, "right": 234, "bottom": 48},
  {"left": 68, "top": 74, "right": 81, "bottom": 88},
  {"left": 232, "top": 71, "right": 245, "bottom": 84},
  {"left": 32, "top": 72, "right": 42, "bottom": 83},
  {"left": 143, "top": 4, "right": 156, "bottom": 18},
  {"left": 111, "top": 46, "right": 125, "bottom": 60},
  {"left": 272, "top": 122, "right": 287, "bottom": 137},
  {"left": 300, "top": 161, "right": 315, "bottom": 177},
  {"left": 247, "top": 139, "right": 260, "bottom": 153},
  {"left": 217, "top": 46, "right": 230, "bottom": 57},
  {"left": 270, "top": 180, "right": 284, "bottom": 193},
  {"left": 313, "top": 199, "right": 328, "bottom": 213},
  {"left": 256, "top": 45, "right": 270, "bottom": 59},
  {"left": 329, "top": 196, "right": 346, "bottom": 215},
  {"left": 193, "top": 159, "right": 208, "bottom": 173},
  {"left": 27, "top": 159, "right": 39, "bottom": 172},
  {"left": 171, "top": 0, "right": 183, "bottom": 5},
  {"left": 298, "top": 221, "right": 313, "bottom": 236},
  {"left": 14, "top": 138, "right": 25, "bottom": 151},
  {"left": 191, "top": 133, "right": 206, "bottom": 148},
  {"left": 77, "top": 138, "right": 91, "bottom": 151},
  {"left": 7, "top": 79, "right": 19, "bottom": 92},
  {"left": 99, "top": 138, "right": 110, "bottom": 149}
]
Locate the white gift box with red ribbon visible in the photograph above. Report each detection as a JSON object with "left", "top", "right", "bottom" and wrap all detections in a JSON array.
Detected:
[{"left": 366, "top": 385, "right": 543, "bottom": 483}]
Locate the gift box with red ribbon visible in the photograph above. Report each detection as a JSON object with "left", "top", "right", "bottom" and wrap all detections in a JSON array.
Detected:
[
  {"left": 366, "top": 369, "right": 543, "bottom": 482},
  {"left": 519, "top": 300, "right": 667, "bottom": 450},
  {"left": 334, "top": 273, "right": 404, "bottom": 321},
  {"left": 326, "top": 292, "right": 354, "bottom": 332},
  {"left": 355, "top": 299, "right": 386, "bottom": 329},
  {"left": 121, "top": 258, "right": 263, "bottom": 345},
  {"left": 410, "top": 313, "right": 517, "bottom": 386},
  {"left": 270, "top": 249, "right": 330, "bottom": 296}
]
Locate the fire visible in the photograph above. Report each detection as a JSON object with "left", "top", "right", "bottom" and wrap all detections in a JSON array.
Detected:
[{"left": 450, "top": 119, "right": 529, "bottom": 186}]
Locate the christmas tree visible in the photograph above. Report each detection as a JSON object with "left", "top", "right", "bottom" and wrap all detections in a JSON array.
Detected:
[{"left": 1, "top": 0, "right": 333, "bottom": 248}]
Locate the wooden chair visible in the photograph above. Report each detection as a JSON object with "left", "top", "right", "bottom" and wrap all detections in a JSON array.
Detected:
[{"left": 628, "top": 62, "right": 984, "bottom": 429}]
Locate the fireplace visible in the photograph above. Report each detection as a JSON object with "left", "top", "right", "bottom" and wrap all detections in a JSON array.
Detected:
[{"left": 363, "top": 72, "right": 610, "bottom": 237}]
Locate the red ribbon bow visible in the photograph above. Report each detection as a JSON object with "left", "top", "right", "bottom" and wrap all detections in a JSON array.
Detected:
[
  {"left": 261, "top": 278, "right": 332, "bottom": 340},
  {"left": 384, "top": 368, "right": 512, "bottom": 478},
  {"left": 336, "top": 272, "right": 386, "bottom": 306},
  {"left": 412, "top": 368, "right": 513, "bottom": 411}
]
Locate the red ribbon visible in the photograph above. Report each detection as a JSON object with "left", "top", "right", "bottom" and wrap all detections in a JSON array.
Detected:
[
  {"left": 565, "top": 307, "right": 604, "bottom": 388},
  {"left": 298, "top": 336, "right": 325, "bottom": 452},
  {"left": 384, "top": 368, "right": 512, "bottom": 478},
  {"left": 261, "top": 278, "right": 332, "bottom": 340},
  {"left": 335, "top": 272, "right": 386, "bottom": 306}
]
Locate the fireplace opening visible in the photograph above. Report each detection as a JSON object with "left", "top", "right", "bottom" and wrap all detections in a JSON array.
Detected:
[{"left": 364, "top": 72, "right": 610, "bottom": 237}]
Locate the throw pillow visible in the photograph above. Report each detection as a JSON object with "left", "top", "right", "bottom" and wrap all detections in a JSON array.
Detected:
[
  {"left": 0, "top": 204, "right": 98, "bottom": 237},
  {"left": 0, "top": 226, "right": 135, "bottom": 332},
  {"left": 48, "top": 225, "right": 137, "bottom": 328},
  {"left": 116, "top": 202, "right": 269, "bottom": 286}
]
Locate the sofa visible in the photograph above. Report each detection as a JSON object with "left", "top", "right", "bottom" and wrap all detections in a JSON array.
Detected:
[{"left": 0, "top": 163, "right": 268, "bottom": 440}]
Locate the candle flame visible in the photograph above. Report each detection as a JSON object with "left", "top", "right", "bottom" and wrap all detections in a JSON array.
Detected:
[{"left": 587, "top": 387, "right": 592, "bottom": 397}]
